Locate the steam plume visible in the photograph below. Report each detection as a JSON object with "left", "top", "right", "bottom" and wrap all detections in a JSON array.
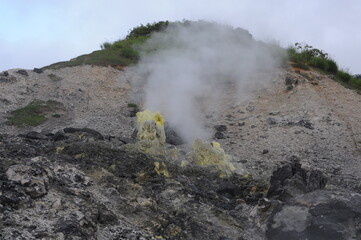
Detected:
[{"left": 131, "top": 21, "right": 284, "bottom": 142}]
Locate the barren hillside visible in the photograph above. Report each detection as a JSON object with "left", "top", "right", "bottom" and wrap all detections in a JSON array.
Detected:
[{"left": 1, "top": 64, "right": 361, "bottom": 239}]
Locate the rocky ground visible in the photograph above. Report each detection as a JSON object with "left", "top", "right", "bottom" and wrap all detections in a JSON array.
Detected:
[{"left": 1, "top": 65, "right": 361, "bottom": 239}]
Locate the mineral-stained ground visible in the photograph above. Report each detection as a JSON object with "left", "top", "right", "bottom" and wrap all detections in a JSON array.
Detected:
[{"left": 1, "top": 66, "right": 361, "bottom": 239}]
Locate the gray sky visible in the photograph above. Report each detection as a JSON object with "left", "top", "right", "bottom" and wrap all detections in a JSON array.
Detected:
[{"left": 1, "top": 0, "right": 360, "bottom": 74}]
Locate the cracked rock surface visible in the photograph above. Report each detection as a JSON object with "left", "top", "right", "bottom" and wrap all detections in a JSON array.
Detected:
[{"left": 1, "top": 65, "right": 361, "bottom": 239}]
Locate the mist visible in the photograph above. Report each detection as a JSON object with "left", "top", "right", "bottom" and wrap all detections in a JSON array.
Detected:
[{"left": 131, "top": 21, "right": 284, "bottom": 142}]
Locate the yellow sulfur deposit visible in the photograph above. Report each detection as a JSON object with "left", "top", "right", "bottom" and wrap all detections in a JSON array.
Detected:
[
  {"left": 154, "top": 161, "right": 170, "bottom": 177},
  {"left": 136, "top": 110, "right": 164, "bottom": 127},
  {"left": 192, "top": 139, "right": 236, "bottom": 177},
  {"left": 136, "top": 110, "right": 166, "bottom": 151}
]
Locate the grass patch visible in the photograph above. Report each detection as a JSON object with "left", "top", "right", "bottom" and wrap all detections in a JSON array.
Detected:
[
  {"left": 8, "top": 100, "right": 63, "bottom": 127},
  {"left": 337, "top": 70, "right": 352, "bottom": 83},
  {"left": 127, "top": 103, "right": 138, "bottom": 108},
  {"left": 48, "top": 73, "right": 62, "bottom": 81},
  {"left": 43, "top": 49, "right": 139, "bottom": 69}
]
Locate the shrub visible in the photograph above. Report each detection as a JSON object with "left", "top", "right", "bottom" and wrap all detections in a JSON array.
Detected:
[
  {"left": 309, "top": 57, "right": 327, "bottom": 70},
  {"left": 100, "top": 42, "right": 112, "bottom": 50},
  {"left": 126, "top": 21, "right": 169, "bottom": 39},
  {"left": 127, "top": 103, "right": 138, "bottom": 108},
  {"left": 337, "top": 70, "right": 352, "bottom": 83},
  {"left": 287, "top": 43, "right": 341, "bottom": 75},
  {"left": 120, "top": 48, "right": 139, "bottom": 59},
  {"left": 48, "top": 73, "right": 62, "bottom": 81},
  {"left": 325, "top": 59, "right": 338, "bottom": 73}
]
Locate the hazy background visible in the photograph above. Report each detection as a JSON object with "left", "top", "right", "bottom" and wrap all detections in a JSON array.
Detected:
[{"left": 1, "top": 0, "right": 360, "bottom": 74}]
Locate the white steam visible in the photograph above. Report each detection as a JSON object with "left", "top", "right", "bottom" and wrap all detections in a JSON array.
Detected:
[{"left": 131, "top": 21, "right": 284, "bottom": 142}]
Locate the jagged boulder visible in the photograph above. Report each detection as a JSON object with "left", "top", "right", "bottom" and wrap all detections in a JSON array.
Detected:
[
  {"left": 267, "top": 157, "right": 327, "bottom": 201},
  {"left": 266, "top": 190, "right": 361, "bottom": 240},
  {"left": 16, "top": 69, "right": 28, "bottom": 76}
]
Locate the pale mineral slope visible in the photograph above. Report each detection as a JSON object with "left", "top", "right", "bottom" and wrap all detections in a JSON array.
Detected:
[{"left": 1, "top": 65, "right": 360, "bottom": 190}]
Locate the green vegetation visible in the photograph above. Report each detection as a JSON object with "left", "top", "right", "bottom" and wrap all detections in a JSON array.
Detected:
[
  {"left": 127, "top": 103, "right": 138, "bottom": 108},
  {"left": 126, "top": 21, "right": 169, "bottom": 39},
  {"left": 44, "top": 21, "right": 169, "bottom": 69},
  {"left": 287, "top": 43, "right": 361, "bottom": 91},
  {"left": 48, "top": 73, "right": 63, "bottom": 81},
  {"left": 42, "top": 20, "right": 360, "bottom": 92},
  {"left": 8, "top": 100, "right": 63, "bottom": 126}
]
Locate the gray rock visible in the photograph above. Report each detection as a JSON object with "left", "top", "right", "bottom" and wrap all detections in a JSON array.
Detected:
[
  {"left": 5, "top": 163, "right": 51, "bottom": 199},
  {"left": 19, "top": 131, "right": 49, "bottom": 140},
  {"left": 214, "top": 125, "right": 227, "bottom": 132},
  {"left": 52, "top": 131, "right": 69, "bottom": 141},
  {"left": 266, "top": 190, "right": 361, "bottom": 240},
  {"left": 33, "top": 68, "right": 43, "bottom": 74},
  {"left": 267, "top": 158, "right": 327, "bottom": 201},
  {"left": 1, "top": 71, "right": 9, "bottom": 76},
  {"left": 16, "top": 70, "right": 28, "bottom": 76},
  {"left": 214, "top": 131, "right": 225, "bottom": 139},
  {"left": 267, "top": 118, "right": 277, "bottom": 125},
  {"left": 285, "top": 75, "right": 298, "bottom": 91},
  {"left": 238, "top": 122, "right": 245, "bottom": 126},
  {"left": 165, "top": 125, "right": 184, "bottom": 145},
  {"left": 63, "top": 127, "right": 104, "bottom": 140}
]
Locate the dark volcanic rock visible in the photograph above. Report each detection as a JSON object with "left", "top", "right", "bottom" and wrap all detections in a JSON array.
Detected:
[
  {"left": 131, "top": 129, "right": 138, "bottom": 139},
  {"left": 2, "top": 130, "right": 357, "bottom": 240},
  {"left": 1, "top": 71, "right": 9, "bottom": 77},
  {"left": 307, "top": 170, "right": 327, "bottom": 191},
  {"left": 267, "top": 117, "right": 277, "bottom": 125},
  {"left": 94, "top": 204, "right": 119, "bottom": 225},
  {"left": 33, "top": 68, "right": 43, "bottom": 74},
  {"left": 267, "top": 158, "right": 327, "bottom": 201},
  {"left": 214, "top": 131, "right": 226, "bottom": 139},
  {"left": 266, "top": 190, "right": 361, "bottom": 240},
  {"left": 63, "top": 127, "right": 104, "bottom": 140},
  {"left": 165, "top": 124, "right": 184, "bottom": 145},
  {"left": 129, "top": 107, "right": 139, "bottom": 117},
  {"left": 5, "top": 162, "right": 51, "bottom": 200},
  {"left": 297, "top": 119, "right": 314, "bottom": 129},
  {"left": 286, "top": 119, "right": 314, "bottom": 130},
  {"left": 16, "top": 69, "right": 28, "bottom": 76},
  {"left": 55, "top": 218, "right": 95, "bottom": 239},
  {"left": 52, "top": 131, "right": 69, "bottom": 141},
  {"left": 132, "top": 123, "right": 184, "bottom": 145},
  {"left": 19, "top": 131, "right": 49, "bottom": 140},
  {"left": 214, "top": 124, "right": 227, "bottom": 132}
]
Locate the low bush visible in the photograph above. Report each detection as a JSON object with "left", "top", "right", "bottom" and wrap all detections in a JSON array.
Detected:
[
  {"left": 309, "top": 57, "right": 327, "bottom": 70},
  {"left": 120, "top": 48, "right": 139, "bottom": 59},
  {"left": 337, "top": 70, "right": 352, "bottom": 83},
  {"left": 100, "top": 42, "right": 112, "bottom": 50},
  {"left": 127, "top": 103, "right": 138, "bottom": 108},
  {"left": 126, "top": 21, "right": 169, "bottom": 39},
  {"left": 48, "top": 73, "right": 62, "bottom": 81},
  {"left": 325, "top": 59, "right": 338, "bottom": 73}
]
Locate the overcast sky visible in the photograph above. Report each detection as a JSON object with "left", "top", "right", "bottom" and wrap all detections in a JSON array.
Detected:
[{"left": 1, "top": 0, "right": 360, "bottom": 73}]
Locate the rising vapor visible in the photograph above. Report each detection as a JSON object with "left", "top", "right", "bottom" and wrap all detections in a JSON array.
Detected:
[{"left": 130, "top": 21, "right": 284, "bottom": 142}]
